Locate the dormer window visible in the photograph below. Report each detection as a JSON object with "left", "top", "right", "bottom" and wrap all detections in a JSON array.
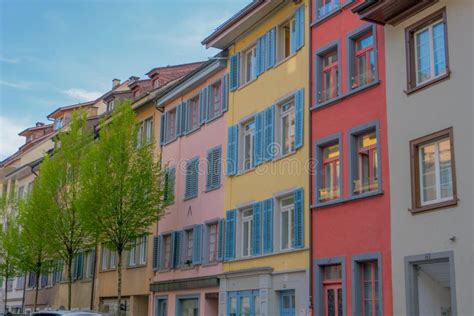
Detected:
[
  {"left": 54, "top": 118, "right": 63, "bottom": 130},
  {"left": 107, "top": 99, "right": 115, "bottom": 112},
  {"left": 153, "top": 79, "right": 160, "bottom": 89}
]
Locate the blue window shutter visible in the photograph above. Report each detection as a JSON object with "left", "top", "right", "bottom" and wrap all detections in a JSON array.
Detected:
[
  {"left": 159, "top": 113, "right": 167, "bottom": 145},
  {"left": 267, "top": 28, "right": 276, "bottom": 69},
  {"left": 170, "top": 232, "right": 177, "bottom": 269},
  {"left": 185, "top": 158, "right": 199, "bottom": 199},
  {"left": 263, "top": 198, "right": 274, "bottom": 254},
  {"left": 176, "top": 103, "right": 182, "bottom": 136},
  {"left": 77, "top": 253, "right": 83, "bottom": 280},
  {"left": 230, "top": 53, "right": 240, "bottom": 91},
  {"left": 254, "top": 112, "right": 264, "bottom": 165},
  {"left": 256, "top": 35, "right": 266, "bottom": 76},
  {"left": 295, "top": 89, "right": 304, "bottom": 149},
  {"left": 152, "top": 236, "right": 161, "bottom": 271},
  {"left": 192, "top": 224, "right": 203, "bottom": 265},
  {"left": 252, "top": 202, "right": 262, "bottom": 256},
  {"left": 221, "top": 74, "right": 229, "bottom": 112},
  {"left": 200, "top": 87, "right": 208, "bottom": 125},
  {"left": 225, "top": 209, "right": 236, "bottom": 260},
  {"left": 293, "top": 188, "right": 304, "bottom": 249},
  {"left": 206, "top": 147, "right": 222, "bottom": 191},
  {"left": 296, "top": 6, "right": 305, "bottom": 51},
  {"left": 263, "top": 105, "right": 275, "bottom": 161},
  {"left": 178, "top": 231, "right": 185, "bottom": 266},
  {"left": 217, "top": 219, "right": 225, "bottom": 261},
  {"left": 172, "top": 231, "right": 181, "bottom": 268},
  {"left": 227, "top": 125, "right": 238, "bottom": 176}
]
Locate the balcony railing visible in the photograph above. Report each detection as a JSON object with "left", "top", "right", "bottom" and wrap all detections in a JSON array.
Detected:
[
  {"left": 351, "top": 72, "right": 376, "bottom": 89},
  {"left": 319, "top": 187, "right": 340, "bottom": 201},
  {"left": 353, "top": 179, "right": 378, "bottom": 194}
]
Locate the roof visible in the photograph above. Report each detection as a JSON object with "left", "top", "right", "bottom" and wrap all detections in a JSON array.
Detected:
[
  {"left": 46, "top": 100, "right": 97, "bottom": 120},
  {"left": 18, "top": 123, "right": 54, "bottom": 137},
  {"left": 4, "top": 156, "right": 44, "bottom": 179},
  {"left": 201, "top": 0, "right": 287, "bottom": 49},
  {"left": 145, "top": 61, "right": 204, "bottom": 77}
]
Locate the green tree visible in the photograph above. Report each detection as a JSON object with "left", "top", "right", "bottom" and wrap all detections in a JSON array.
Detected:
[
  {"left": 0, "top": 196, "right": 21, "bottom": 313},
  {"left": 80, "top": 101, "right": 169, "bottom": 314},
  {"left": 30, "top": 111, "right": 94, "bottom": 310}
]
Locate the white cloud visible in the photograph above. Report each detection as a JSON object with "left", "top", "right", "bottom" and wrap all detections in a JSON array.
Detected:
[
  {"left": 0, "top": 56, "right": 19, "bottom": 64},
  {"left": 0, "top": 116, "right": 32, "bottom": 161},
  {"left": 62, "top": 88, "right": 102, "bottom": 102},
  {"left": 0, "top": 80, "right": 33, "bottom": 90}
]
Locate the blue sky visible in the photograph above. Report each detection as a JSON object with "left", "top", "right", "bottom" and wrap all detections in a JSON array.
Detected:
[{"left": 0, "top": 0, "right": 248, "bottom": 159}]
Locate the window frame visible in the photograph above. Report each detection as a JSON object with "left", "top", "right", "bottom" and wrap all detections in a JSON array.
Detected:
[
  {"left": 277, "top": 16, "right": 296, "bottom": 62},
  {"left": 277, "top": 98, "right": 296, "bottom": 157},
  {"left": 314, "top": 41, "right": 342, "bottom": 108},
  {"left": 405, "top": 8, "right": 450, "bottom": 94},
  {"left": 206, "top": 222, "right": 219, "bottom": 264},
  {"left": 346, "top": 24, "right": 378, "bottom": 93},
  {"left": 314, "top": 257, "right": 346, "bottom": 316},
  {"left": 241, "top": 44, "right": 258, "bottom": 85},
  {"left": 314, "top": 133, "right": 343, "bottom": 206},
  {"left": 208, "top": 80, "right": 223, "bottom": 121},
  {"left": 409, "top": 127, "right": 457, "bottom": 213},
  {"left": 155, "top": 297, "right": 168, "bottom": 316},
  {"left": 175, "top": 295, "right": 200, "bottom": 316},
  {"left": 279, "top": 195, "right": 295, "bottom": 251},
  {"left": 351, "top": 253, "right": 383, "bottom": 316},
  {"left": 241, "top": 207, "right": 253, "bottom": 258},
  {"left": 348, "top": 121, "right": 382, "bottom": 199},
  {"left": 315, "top": 0, "right": 341, "bottom": 21},
  {"left": 162, "top": 234, "right": 172, "bottom": 270},
  {"left": 186, "top": 94, "right": 201, "bottom": 133},
  {"left": 165, "top": 107, "right": 178, "bottom": 143},
  {"left": 404, "top": 251, "right": 457, "bottom": 316},
  {"left": 240, "top": 118, "right": 256, "bottom": 172}
]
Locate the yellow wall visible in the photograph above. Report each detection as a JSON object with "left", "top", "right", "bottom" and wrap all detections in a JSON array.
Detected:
[{"left": 224, "top": 0, "right": 310, "bottom": 272}]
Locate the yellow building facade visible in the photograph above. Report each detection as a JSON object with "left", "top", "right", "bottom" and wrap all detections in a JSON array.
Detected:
[{"left": 203, "top": 1, "right": 310, "bottom": 315}]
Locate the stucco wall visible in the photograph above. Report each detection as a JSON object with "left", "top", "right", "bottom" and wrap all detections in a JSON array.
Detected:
[{"left": 384, "top": 0, "right": 473, "bottom": 315}]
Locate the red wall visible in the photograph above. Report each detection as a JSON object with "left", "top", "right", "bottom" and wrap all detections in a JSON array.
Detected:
[{"left": 310, "top": 1, "right": 393, "bottom": 315}]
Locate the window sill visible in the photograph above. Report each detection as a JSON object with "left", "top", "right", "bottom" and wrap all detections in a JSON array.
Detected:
[
  {"left": 206, "top": 112, "right": 224, "bottom": 125},
  {"left": 226, "top": 246, "right": 308, "bottom": 263},
  {"left": 202, "top": 261, "right": 219, "bottom": 267},
  {"left": 99, "top": 268, "right": 117, "bottom": 273},
  {"left": 311, "top": 190, "right": 384, "bottom": 209},
  {"left": 311, "top": 9, "right": 342, "bottom": 27},
  {"left": 126, "top": 264, "right": 147, "bottom": 270},
  {"left": 163, "top": 137, "right": 178, "bottom": 147},
  {"left": 272, "top": 149, "right": 298, "bottom": 163},
  {"left": 158, "top": 268, "right": 172, "bottom": 273},
  {"left": 237, "top": 78, "right": 257, "bottom": 92},
  {"left": 405, "top": 72, "right": 450, "bottom": 95},
  {"left": 273, "top": 53, "right": 297, "bottom": 70},
  {"left": 311, "top": 80, "right": 380, "bottom": 111},
  {"left": 183, "top": 194, "right": 198, "bottom": 201},
  {"left": 236, "top": 166, "right": 256, "bottom": 176},
  {"left": 184, "top": 126, "right": 201, "bottom": 137},
  {"left": 205, "top": 185, "right": 221, "bottom": 193},
  {"left": 409, "top": 198, "right": 458, "bottom": 214}
]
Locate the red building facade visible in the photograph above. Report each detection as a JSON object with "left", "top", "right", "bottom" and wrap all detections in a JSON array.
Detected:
[{"left": 309, "top": 1, "right": 392, "bottom": 315}]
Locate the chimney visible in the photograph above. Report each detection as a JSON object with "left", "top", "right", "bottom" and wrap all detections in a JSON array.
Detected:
[
  {"left": 129, "top": 76, "right": 140, "bottom": 82},
  {"left": 112, "top": 79, "right": 120, "bottom": 89},
  {"left": 35, "top": 122, "right": 45, "bottom": 127}
]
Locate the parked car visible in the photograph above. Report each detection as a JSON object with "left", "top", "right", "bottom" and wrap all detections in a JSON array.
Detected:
[{"left": 32, "top": 311, "right": 101, "bottom": 316}]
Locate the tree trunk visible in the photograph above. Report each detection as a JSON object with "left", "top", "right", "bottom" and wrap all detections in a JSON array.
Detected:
[
  {"left": 117, "top": 251, "right": 123, "bottom": 316},
  {"left": 34, "top": 270, "right": 40, "bottom": 312},
  {"left": 90, "top": 245, "right": 98, "bottom": 311},
  {"left": 3, "top": 270, "right": 8, "bottom": 313},
  {"left": 67, "top": 257, "right": 73, "bottom": 310},
  {"left": 21, "top": 274, "right": 27, "bottom": 313}
]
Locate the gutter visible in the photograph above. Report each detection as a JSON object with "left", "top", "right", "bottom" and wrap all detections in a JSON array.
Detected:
[{"left": 308, "top": 0, "right": 314, "bottom": 313}]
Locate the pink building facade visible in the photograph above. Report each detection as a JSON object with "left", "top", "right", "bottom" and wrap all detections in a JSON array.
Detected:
[{"left": 149, "top": 58, "right": 229, "bottom": 316}]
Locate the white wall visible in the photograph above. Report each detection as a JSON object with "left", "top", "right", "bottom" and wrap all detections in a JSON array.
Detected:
[{"left": 417, "top": 270, "right": 451, "bottom": 316}]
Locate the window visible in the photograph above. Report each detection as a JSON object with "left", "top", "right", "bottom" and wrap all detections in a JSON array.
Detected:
[
  {"left": 280, "top": 196, "right": 294, "bottom": 251},
  {"left": 349, "top": 25, "right": 377, "bottom": 89},
  {"left": 410, "top": 128, "right": 456, "bottom": 212},
  {"left": 206, "top": 146, "right": 222, "bottom": 191},
  {"left": 279, "top": 100, "right": 296, "bottom": 156},
  {"left": 323, "top": 265, "right": 343, "bottom": 316},
  {"left": 187, "top": 96, "right": 200, "bottom": 132},
  {"left": 101, "top": 245, "right": 117, "bottom": 271},
  {"left": 16, "top": 275, "right": 25, "bottom": 290},
  {"left": 106, "top": 99, "right": 115, "bottom": 113},
  {"left": 278, "top": 18, "right": 296, "bottom": 60},
  {"left": 177, "top": 297, "right": 199, "bottom": 316},
  {"left": 242, "top": 120, "right": 255, "bottom": 171},
  {"left": 241, "top": 208, "right": 253, "bottom": 257},
  {"left": 208, "top": 81, "right": 222, "bottom": 120},
  {"left": 144, "top": 118, "right": 153, "bottom": 144},
  {"left": 27, "top": 272, "right": 37, "bottom": 289},
  {"left": 322, "top": 144, "right": 341, "bottom": 201},
  {"left": 184, "top": 229, "right": 194, "bottom": 265},
  {"left": 162, "top": 234, "right": 172, "bottom": 270},
  {"left": 228, "top": 291, "right": 260, "bottom": 316},
  {"left": 315, "top": 43, "right": 340, "bottom": 106},
  {"left": 128, "top": 236, "right": 147, "bottom": 267},
  {"left": 280, "top": 290, "right": 296, "bottom": 316},
  {"left": 153, "top": 79, "right": 160, "bottom": 89},
  {"left": 207, "top": 223, "right": 218, "bottom": 263},
  {"left": 164, "top": 167, "right": 176, "bottom": 203},
  {"left": 349, "top": 123, "right": 380, "bottom": 197},
  {"left": 156, "top": 298, "right": 168, "bottom": 316},
  {"left": 54, "top": 118, "right": 63, "bottom": 130},
  {"left": 84, "top": 250, "right": 96, "bottom": 279},
  {"left": 406, "top": 9, "right": 449, "bottom": 91},
  {"left": 166, "top": 108, "right": 177, "bottom": 143},
  {"left": 184, "top": 158, "right": 199, "bottom": 200},
  {"left": 361, "top": 262, "right": 380, "bottom": 316},
  {"left": 7, "top": 277, "right": 14, "bottom": 291},
  {"left": 317, "top": 0, "right": 340, "bottom": 19},
  {"left": 242, "top": 45, "right": 257, "bottom": 84},
  {"left": 405, "top": 251, "right": 456, "bottom": 316}
]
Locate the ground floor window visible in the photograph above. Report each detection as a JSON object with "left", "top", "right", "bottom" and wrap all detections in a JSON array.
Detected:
[
  {"left": 280, "top": 290, "right": 296, "bottom": 316},
  {"left": 156, "top": 297, "right": 168, "bottom": 316},
  {"left": 405, "top": 251, "right": 456, "bottom": 316},
  {"left": 177, "top": 296, "right": 199, "bottom": 316},
  {"left": 314, "top": 257, "right": 346, "bottom": 316},
  {"left": 228, "top": 290, "right": 260, "bottom": 316}
]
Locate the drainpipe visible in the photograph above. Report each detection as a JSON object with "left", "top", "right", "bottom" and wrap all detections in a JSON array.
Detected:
[{"left": 308, "top": 0, "right": 314, "bottom": 314}]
